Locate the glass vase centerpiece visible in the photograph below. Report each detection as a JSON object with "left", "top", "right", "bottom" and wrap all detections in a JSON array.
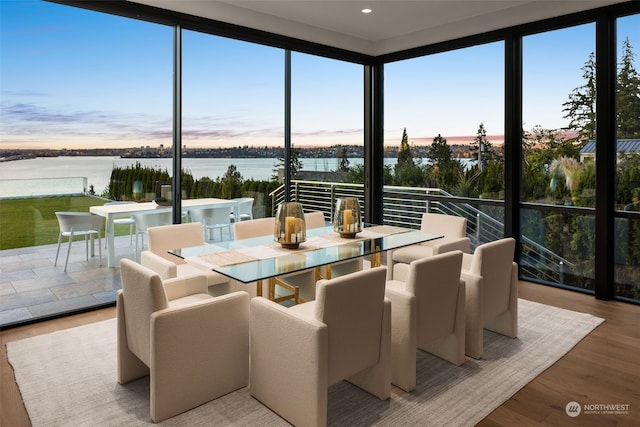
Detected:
[
  {"left": 274, "top": 202, "right": 306, "bottom": 249},
  {"left": 333, "top": 197, "right": 362, "bottom": 238}
]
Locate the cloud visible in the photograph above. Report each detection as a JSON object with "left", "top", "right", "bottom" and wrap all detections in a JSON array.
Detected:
[{"left": 0, "top": 101, "right": 365, "bottom": 148}]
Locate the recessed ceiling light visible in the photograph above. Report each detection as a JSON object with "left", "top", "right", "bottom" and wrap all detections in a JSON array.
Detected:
[{"left": 362, "top": 8, "right": 372, "bottom": 14}]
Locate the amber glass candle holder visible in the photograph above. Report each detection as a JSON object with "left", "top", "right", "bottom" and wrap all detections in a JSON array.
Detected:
[
  {"left": 274, "top": 202, "right": 306, "bottom": 249},
  {"left": 333, "top": 197, "right": 362, "bottom": 238}
]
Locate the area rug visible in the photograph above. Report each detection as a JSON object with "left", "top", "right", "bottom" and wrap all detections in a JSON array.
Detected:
[{"left": 7, "top": 299, "right": 603, "bottom": 426}]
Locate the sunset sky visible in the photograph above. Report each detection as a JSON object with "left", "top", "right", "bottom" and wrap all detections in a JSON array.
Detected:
[{"left": 1, "top": 1, "right": 638, "bottom": 150}]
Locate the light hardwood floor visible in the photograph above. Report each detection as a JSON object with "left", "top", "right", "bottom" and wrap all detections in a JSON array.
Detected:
[{"left": 2, "top": 281, "right": 638, "bottom": 426}]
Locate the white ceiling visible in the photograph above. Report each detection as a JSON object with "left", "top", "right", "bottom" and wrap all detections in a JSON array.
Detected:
[{"left": 132, "top": 0, "right": 626, "bottom": 55}]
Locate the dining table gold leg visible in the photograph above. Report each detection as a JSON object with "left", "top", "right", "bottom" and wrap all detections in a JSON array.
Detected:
[
  {"left": 268, "top": 278, "right": 276, "bottom": 300},
  {"left": 371, "top": 246, "right": 381, "bottom": 267}
]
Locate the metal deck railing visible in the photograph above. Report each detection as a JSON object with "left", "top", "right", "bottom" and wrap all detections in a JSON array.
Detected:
[{"left": 270, "top": 180, "right": 573, "bottom": 282}]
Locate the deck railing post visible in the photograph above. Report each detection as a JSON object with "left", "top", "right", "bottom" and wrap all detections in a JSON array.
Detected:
[{"left": 330, "top": 185, "right": 336, "bottom": 219}]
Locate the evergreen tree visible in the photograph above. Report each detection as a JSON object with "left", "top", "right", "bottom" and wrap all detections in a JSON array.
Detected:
[
  {"left": 562, "top": 52, "right": 596, "bottom": 141},
  {"left": 397, "top": 128, "right": 415, "bottom": 167},
  {"left": 425, "top": 134, "right": 461, "bottom": 189},
  {"left": 428, "top": 134, "right": 452, "bottom": 167},
  {"left": 223, "top": 164, "right": 243, "bottom": 183},
  {"left": 291, "top": 145, "right": 303, "bottom": 176},
  {"left": 470, "top": 123, "right": 492, "bottom": 171},
  {"left": 394, "top": 128, "right": 423, "bottom": 186},
  {"left": 337, "top": 146, "right": 350, "bottom": 171},
  {"left": 617, "top": 37, "right": 640, "bottom": 138}
]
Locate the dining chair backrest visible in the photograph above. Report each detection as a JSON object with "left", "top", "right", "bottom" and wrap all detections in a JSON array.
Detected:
[
  {"left": 189, "top": 206, "right": 232, "bottom": 228},
  {"left": 314, "top": 266, "right": 387, "bottom": 385},
  {"left": 56, "top": 212, "right": 103, "bottom": 234},
  {"left": 462, "top": 237, "right": 517, "bottom": 359},
  {"left": 405, "top": 250, "right": 463, "bottom": 345},
  {"left": 119, "top": 258, "right": 169, "bottom": 365},
  {"left": 54, "top": 212, "right": 103, "bottom": 271},
  {"left": 133, "top": 211, "right": 173, "bottom": 260},
  {"left": 420, "top": 213, "right": 466, "bottom": 238},
  {"left": 233, "top": 217, "right": 275, "bottom": 240},
  {"left": 103, "top": 201, "right": 137, "bottom": 245},
  {"left": 147, "top": 222, "right": 205, "bottom": 264},
  {"left": 189, "top": 206, "right": 233, "bottom": 240},
  {"left": 467, "top": 237, "right": 515, "bottom": 319},
  {"left": 304, "top": 211, "right": 326, "bottom": 229},
  {"left": 233, "top": 197, "right": 254, "bottom": 221},
  {"left": 134, "top": 211, "right": 173, "bottom": 233}
]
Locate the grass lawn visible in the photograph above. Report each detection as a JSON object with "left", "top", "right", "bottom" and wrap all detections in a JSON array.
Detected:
[{"left": 0, "top": 195, "right": 128, "bottom": 250}]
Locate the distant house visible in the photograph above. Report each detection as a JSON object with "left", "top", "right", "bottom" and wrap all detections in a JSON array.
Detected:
[{"left": 580, "top": 139, "right": 640, "bottom": 162}]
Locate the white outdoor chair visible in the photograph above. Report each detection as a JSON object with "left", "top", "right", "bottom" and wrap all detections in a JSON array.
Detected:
[
  {"left": 386, "top": 250, "right": 466, "bottom": 392},
  {"left": 133, "top": 211, "right": 172, "bottom": 261},
  {"left": 230, "top": 197, "right": 254, "bottom": 222},
  {"left": 233, "top": 217, "right": 315, "bottom": 303},
  {"left": 387, "top": 213, "right": 471, "bottom": 280},
  {"left": 103, "top": 201, "right": 137, "bottom": 247},
  {"left": 54, "top": 212, "right": 103, "bottom": 272},
  {"left": 462, "top": 237, "right": 518, "bottom": 359},
  {"left": 117, "top": 258, "right": 249, "bottom": 422},
  {"left": 250, "top": 267, "right": 391, "bottom": 427},
  {"left": 188, "top": 205, "right": 233, "bottom": 241}
]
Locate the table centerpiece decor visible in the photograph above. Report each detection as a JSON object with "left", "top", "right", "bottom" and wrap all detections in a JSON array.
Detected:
[
  {"left": 274, "top": 202, "right": 306, "bottom": 249},
  {"left": 333, "top": 197, "right": 362, "bottom": 238}
]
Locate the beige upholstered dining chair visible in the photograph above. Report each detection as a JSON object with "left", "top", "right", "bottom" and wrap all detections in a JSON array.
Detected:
[
  {"left": 233, "top": 217, "right": 315, "bottom": 303},
  {"left": 141, "top": 222, "right": 231, "bottom": 296},
  {"left": 462, "top": 237, "right": 518, "bottom": 359},
  {"left": 117, "top": 258, "right": 249, "bottom": 422},
  {"left": 386, "top": 250, "right": 466, "bottom": 392},
  {"left": 387, "top": 213, "right": 470, "bottom": 280},
  {"left": 54, "top": 212, "right": 103, "bottom": 272},
  {"left": 249, "top": 267, "right": 391, "bottom": 427},
  {"left": 303, "top": 210, "right": 326, "bottom": 229}
]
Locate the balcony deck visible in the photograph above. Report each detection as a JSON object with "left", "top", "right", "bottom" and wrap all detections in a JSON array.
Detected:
[{"left": 0, "top": 228, "right": 235, "bottom": 328}]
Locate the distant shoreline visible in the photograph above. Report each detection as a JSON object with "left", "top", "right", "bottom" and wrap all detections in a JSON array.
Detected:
[{"left": 0, "top": 143, "right": 478, "bottom": 163}]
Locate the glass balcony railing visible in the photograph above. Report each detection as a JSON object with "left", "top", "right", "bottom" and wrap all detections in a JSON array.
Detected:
[{"left": 0, "top": 177, "right": 89, "bottom": 199}]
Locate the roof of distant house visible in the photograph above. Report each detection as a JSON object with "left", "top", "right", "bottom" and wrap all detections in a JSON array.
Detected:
[{"left": 581, "top": 139, "right": 640, "bottom": 154}]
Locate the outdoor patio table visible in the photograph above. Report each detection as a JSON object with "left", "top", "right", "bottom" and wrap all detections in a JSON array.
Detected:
[{"left": 90, "top": 198, "right": 239, "bottom": 267}]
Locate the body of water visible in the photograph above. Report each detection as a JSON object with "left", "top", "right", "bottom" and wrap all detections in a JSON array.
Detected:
[
  {"left": 0, "top": 156, "right": 473, "bottom": 198},
  {"left": 0, "top": 156, "right": 356, "bottom": 197}
]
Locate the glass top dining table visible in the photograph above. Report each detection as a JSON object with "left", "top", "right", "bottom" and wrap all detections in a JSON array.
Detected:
[{"left": 169, "top": 224, "right": 443, "bottom": 283}]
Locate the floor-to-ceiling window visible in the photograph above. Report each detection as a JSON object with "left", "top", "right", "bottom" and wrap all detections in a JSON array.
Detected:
[
  {"left": 181, "top": 31, "right": 284, "bottom": 221},
  {"left": 383, "top": 42, "right": 505, "bottom": 243},
  {"left": 0, "top": 1, "right": 172, "bottom": 325},
  {"left": 290, "top": 52, "right": 364, "bottom": 217},
  {"left": 521, "top": 23, "right": 598, "bottom": 292},
  {"left": 614, "top": 13, "right": 640, "bottom": 302}
]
